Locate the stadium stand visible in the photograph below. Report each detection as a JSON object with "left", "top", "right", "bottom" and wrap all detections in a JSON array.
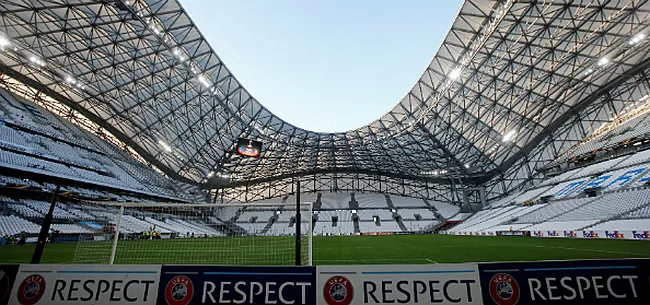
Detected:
[
  {"left": 390, "top": 195, "right": 426, "bottom": 208},
  {"left": 0, "top": 0, "right": 648, "bottom": 246},
  {"left": 449, "top": 135, "right": 650, "bottom": 235},
  {"left": 0, "top": 88, "right": 200, "bottom": 201}
]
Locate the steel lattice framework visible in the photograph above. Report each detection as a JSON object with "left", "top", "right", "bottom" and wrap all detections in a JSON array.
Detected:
[{"left": 0, "top": 0, "right": 649, "bottom": 202}]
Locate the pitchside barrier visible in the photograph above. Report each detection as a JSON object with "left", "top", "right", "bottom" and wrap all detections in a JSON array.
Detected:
[
  {"left": 1, "top": 259, "right": 649, "bottom": 305},
  {"left": 450, "top": 230, "right": 650, "bottom": 240}
]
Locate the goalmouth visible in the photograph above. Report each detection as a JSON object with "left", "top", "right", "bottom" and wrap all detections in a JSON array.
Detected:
[{"left": 71, "top": 201, "right": 313, "bottom": 266}]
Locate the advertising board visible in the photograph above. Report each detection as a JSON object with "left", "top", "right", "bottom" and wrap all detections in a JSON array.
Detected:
[
  {"left": 156, "top": 265, "right": 316, "bottom": 305},
  {"left": 316, "top": 264, "right": 482, "bottom": 305},
  {"left": 496, "top": 231, "right": 530, "bottom": 237},
  {"left": 9, "top": 264, "right": 161, "bottom": 305},
  {"left": 478, "top": 259, "right": 650, "bottom": 305}
]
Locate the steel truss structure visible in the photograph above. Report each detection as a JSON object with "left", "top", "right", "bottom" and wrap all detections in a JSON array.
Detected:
[{"left": 0, "top": 0, "right": 649, "bottom": 203}]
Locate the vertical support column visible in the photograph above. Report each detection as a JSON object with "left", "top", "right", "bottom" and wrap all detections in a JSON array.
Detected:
[
  {"left": 109, "top": 205, "right": 125, "bottom": 265},
  {"left": 295, "top": 180, "right": 301, "bottom": 266},
  {"left": 31, "top": 185, "right": 60, "bottom": 264},
  {"left": 308, "top": 201, "right": 313, "bottom": 266}
]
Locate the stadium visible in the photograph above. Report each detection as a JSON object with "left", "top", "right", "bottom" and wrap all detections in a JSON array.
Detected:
[{"left": 1, "top": 0, "right": 650, "bottom": 270}]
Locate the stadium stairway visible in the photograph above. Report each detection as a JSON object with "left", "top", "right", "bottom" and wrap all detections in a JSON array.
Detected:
[
  {"left": 313, "top": 194, "right": 322, "bottom": 210},
  {"left": 394, "top": 214, "right": 408, "bottom": 232},
  {"left": 422, "top": 199, "right": 434, "bottom": 209},
  {"left": 384, "top": 194, "right": 396, "bottom": 210},
  {"left": 349, "top": 193, "right": 359, "bottom": 209},
  {"left": 229, "top": 209, "right": 242, "bottom": 223},
  {"left": 261, "top": 218, "right": 275, "bottom": 234},
  {"left": 353, "top": 219, "right": 361, "bottom": 234}
]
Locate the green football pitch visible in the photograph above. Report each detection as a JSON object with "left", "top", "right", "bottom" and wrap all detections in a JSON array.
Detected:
[{"left": 2, "top": 234, "right": 650, "bottom": 265}]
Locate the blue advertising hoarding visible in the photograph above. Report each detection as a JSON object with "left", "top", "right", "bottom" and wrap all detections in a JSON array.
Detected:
[
  {"left": 156, "top": 266, "right": 316, "bottom": 305},
  {"left": 478, "top": 259, "right": 650, "bottom": 305}
]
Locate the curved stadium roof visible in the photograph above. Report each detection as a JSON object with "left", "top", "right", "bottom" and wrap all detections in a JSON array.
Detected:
[{"left": 0, "top": 0, "right": 649, "bottom": 201}]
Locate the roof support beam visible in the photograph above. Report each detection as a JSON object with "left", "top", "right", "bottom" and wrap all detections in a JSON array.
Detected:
[
  {"left": 0, "top": 63, "right": 194, "bottom": 184},
  {"left": 482, "top": 55, "right": 650, "bottom": 183}
]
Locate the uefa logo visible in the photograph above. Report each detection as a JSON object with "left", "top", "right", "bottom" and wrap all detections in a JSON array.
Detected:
[
  {"left": 16, "top": 274, "right": 45, "bottom": 305},
  {"left": 489, "top": 273, "right": 520, "bottom": 305},
  {"left": 323, "top": 276, "right": 353, "bottom": 305},
  {"left": 165, "top": 275, "right": 194, "bottom": 305}
]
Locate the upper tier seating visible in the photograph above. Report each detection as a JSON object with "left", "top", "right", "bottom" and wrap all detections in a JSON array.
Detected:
[
  {"left": 318, "top": 210, "right": 353, "bottom": 222},
  {"left": 237, "top": 211, "right": 274, "bottom": 223},
  {"left": 320, "top": 193, "right": 351, "bottom": 209},
  {"left": 357, "top": 209, "right": 393, "bottom": 221},
  {"left": 390, "top": 195, "right": 426, "bottom": 208},
  {"left": 355, "top": 194, "right": 388, "bottom": 208},
  {"left": 0, "top": 215, "right": 40, "bottom": 235},
  {"left": 0, "top": 88, "right": 199, "bottom": 200},
  {"left": 399, "top": 209, "right": 436, "bottom": 220},
  {"left": 430, "top": 201, "right": 460, "bottom": 218}
]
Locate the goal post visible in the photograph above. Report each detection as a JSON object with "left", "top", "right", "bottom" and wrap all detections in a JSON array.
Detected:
[{"left": 71, "top": 201, "right": 313, "bottom": 266}]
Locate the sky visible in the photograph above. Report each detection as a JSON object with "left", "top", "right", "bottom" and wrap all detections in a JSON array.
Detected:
[{"left": 180, "top": 0, "right": 463, "bottom": 133}]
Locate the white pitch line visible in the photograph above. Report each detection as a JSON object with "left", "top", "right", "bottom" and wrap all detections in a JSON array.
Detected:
[
  {"left": 425, "top": 259, "right": 438, "bottom": 264},
  {"left": 315, "top": 258, "right": 432, "bottom": 263},
  {"left": 525, "top": 245, "right": 642, "bottom": 256}
]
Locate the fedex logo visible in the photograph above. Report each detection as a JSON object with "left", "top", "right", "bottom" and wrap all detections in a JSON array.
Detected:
[
  {"left": 605, "top": 231, "right": 625, "bottom": 239},
  {"left": 632, "top": 231, "right": 650, "bottom": 240},
  {"left": 533, "top": 231, "right": 544, "bottom": 237},
  {"left": 547, "top": 231, "right": 559, "bottom": 236},
  {"left": 583, "top": 231, "right": 599, "bottom": 238},
  {"left": 564, "top": 231, "right": 577, "bottom": 238}
]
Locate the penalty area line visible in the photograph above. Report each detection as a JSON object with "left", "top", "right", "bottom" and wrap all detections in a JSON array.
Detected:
[
  {"left": 525, "top": 245, "right": 642, "bottom": 256},
  {"left": 315, "top": 258, "right": 435, "bottom": 263}
]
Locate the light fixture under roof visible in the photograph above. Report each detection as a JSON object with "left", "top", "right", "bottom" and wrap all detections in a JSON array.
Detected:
[
  {"left": 30, "top": 57, "right": 46, "bottom": 67},
  {"left": 502, "top": 130, "right": 517, "bottom": 142},
  {"left": 448, "top": 69, "right": 461, "bottom": 80},
  {"left": 0, "top": 36, "right": 10, "bottom": 48},
  {"left": 597, "top": 57, "right": 609, "bottom": 66},
  {"left": 629, "top": 33, "right": 645, "bottom": 45},
  {"left": 158, "top": 140, "right": 172, "bottom": 152}
]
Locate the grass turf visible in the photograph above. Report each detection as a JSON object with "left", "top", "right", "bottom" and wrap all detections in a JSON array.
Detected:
[{"left": 1, "top": 234, "right": 649, "bottom": 265}]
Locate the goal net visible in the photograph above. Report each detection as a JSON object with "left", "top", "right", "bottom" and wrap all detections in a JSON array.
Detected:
[{"left": 71, "top": 201, "right": 312, "bottom": 266}]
